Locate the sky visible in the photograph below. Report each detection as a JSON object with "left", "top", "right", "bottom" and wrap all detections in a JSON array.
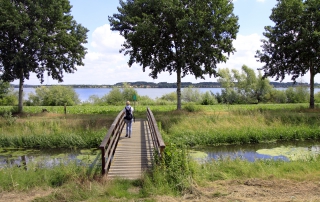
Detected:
[{"left": 12, "top": 0, "right": 320, "bottom": 85}]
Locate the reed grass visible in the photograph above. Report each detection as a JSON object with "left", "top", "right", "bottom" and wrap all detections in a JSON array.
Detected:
[
  {"left": 0, "top": 113, "right": 110, "bottom": 148},
  {"left": 158, "top": 106, "right": 320, "bottom": 146},
  {"left": 193, "top": 155, "right": 320, "bottom": 183}
]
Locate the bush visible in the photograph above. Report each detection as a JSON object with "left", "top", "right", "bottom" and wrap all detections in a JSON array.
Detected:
[
  {"left": 201, "top": 91, "right": 218, "bottom": 105},
  {"left": 285, "top": 86, "right": 309, "bottom": 103},
  {"left": 220, "top": 89, "right": 242, "bottom": 104},
  {"left": 181, "top": 86, "right": 202, "bottom": 103},
  {"left": 0, "top": 81, "right": 18, "bottom": 106},
  {"left": 122, "top": 83, "right": 138, "bottom": 101},
  {"left": 26, "top": 86, "right": 80, "bottom": 106},
  {"left": 104, "top": 87, "right": 123, "bottom": 105},
  {"left": 138, "top": 95, "right": 156, "bottom": 105},
  {"left": 158, "top": 92, "right": 177, "bottom": 102},
  {"left": 265, "top": 89, "right": 287, "bottom": 103},
  {"left": 183, "top": 103, "right": 202, "bottom": 112},
  {"left": 315, "top": 92, "right": 320, "bottom": 103}
]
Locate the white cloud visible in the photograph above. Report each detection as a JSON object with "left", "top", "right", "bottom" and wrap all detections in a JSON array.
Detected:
[
  {"left": 217, "top": 33, "right": 263, "bottom": 72},
  {"left": 90, "top": 24, "right": 124, "bottom": 53},
  {"left": 15, "top": 28, "right": 320, "bottom": 85}
]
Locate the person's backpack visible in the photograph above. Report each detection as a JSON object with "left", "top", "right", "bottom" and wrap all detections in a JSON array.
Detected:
[{"left": 124, "top": 107, "right": 133, "bottom": 120}]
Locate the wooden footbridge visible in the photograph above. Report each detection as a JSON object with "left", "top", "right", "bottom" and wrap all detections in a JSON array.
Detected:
[{"left": 99, "top": 108, "right": 165, "bottom": 179}]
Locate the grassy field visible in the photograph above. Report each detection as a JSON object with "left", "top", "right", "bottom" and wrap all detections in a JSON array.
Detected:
[{"left": 0, "top": 103, "right": 320, "bottom": 201}]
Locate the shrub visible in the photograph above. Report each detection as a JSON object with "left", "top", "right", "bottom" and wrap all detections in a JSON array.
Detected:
[
  {"left": 181, "top": 86, "right": 202, "bottom": 103},
  {"left": 122, "top": 83, "right": 138, "bottom": 101},
  {"left": 265, "top": 89, "right": 287, "bottom": 103},
  {"left": 315, "top": 92, "right": 320, "bottom": 103},
  {"left": 105, "top": 87, "right": 123, "bottom": 105},
  {"left": 0, "top": 81, "right": 18, "bottom": 106},
  {"left": 26, "top": 86, "right": 80, "bottom": 106},
  {"left": 183, "top": 103, "right": 202, "bottom": 112},
  {"left": 285, "top": 86, "right": 309, "bottom": 103},
  {"left": 201, "top": 91, "right": 218, "bottom": 105},
  {"left": 158, "top": 92, "right": 177, "bottom": 102},
  {"left": 220, "top": 88, "right": 242, "bottom": 104}
]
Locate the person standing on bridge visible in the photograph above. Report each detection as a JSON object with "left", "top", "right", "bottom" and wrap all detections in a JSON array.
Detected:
[{"left": 123, "top": 101, "right": 134, "bottom": 138}]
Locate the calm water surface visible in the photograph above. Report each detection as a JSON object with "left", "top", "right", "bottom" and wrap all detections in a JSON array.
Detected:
[
  {"left": 19, "top": 87, "right": 320, "bottom": 102},
  {"left": 1, "top": 141, "right": 320, "bottom": 169},
  {"left": 0, "top": 148, "right": 100, "bottom": 169},
  {"left": 20, "top": 88, "right": 223, "bottom": 101},
  {"left": 195, "top": 140, "right": 320, "bottom": 162}
]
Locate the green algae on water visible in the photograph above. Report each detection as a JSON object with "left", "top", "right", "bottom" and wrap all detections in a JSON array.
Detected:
[{"left": 257, "top": 146, "right": 319, "bottom": 161}]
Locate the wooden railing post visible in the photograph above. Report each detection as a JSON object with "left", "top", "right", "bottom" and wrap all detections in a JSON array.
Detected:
[
  {"left": 99, "top": 110, "right": 125, "bottom": 176},
  {"left": 146, "top": 107, "right": 165, "bottom": 161}
]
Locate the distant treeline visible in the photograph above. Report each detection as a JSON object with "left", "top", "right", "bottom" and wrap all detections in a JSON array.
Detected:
[{"left": 11, "top": 81, "right": 318, "bottom": 89}]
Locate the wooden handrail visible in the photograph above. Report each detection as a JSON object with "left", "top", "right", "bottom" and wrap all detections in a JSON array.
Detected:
[
  {"left": 99, "top": 110, "right": 125, "bottom": 175},
  {"left": 100, "top": 108, "right": 165, "bottom": 176},
  {"left": 146, "top": 107, "right": 165, "bottom": 160}
]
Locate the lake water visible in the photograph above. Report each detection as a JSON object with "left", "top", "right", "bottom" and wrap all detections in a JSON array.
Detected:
[
  {"left": 20, "top": 87, "right": 223, "bottom": 102},
  {"left": 18, "top": 87, "right": 320, "bottom": 102}
]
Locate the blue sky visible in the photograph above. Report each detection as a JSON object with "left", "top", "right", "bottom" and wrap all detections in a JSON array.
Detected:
[{"left": 14, "top": 0, "right": 320, "bottom": 85}]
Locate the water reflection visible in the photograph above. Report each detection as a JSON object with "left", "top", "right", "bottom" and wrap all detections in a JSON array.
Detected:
[
  {"left": 0, "top": 148, "right": 99, "bottom": 169},
  {"left": 195, "top": 140, "right": 320, "bottom": 162}
]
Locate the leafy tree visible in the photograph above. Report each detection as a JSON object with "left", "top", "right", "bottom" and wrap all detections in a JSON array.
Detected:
[
  {"left": 255, "top": 0, "right": 320, "bottom": 108},
  {"left": 218, "top": 65, "right": 272, "bottom": 104},
  {"left": 255, "top": 71, "right": 273, "bottom": 103},
  {"left": 27, "top": 86, "right": 80, "bottom": 106},
  {"left": 0, "top": 80, "right": 18, "bottom": 105},
  {"left": 217, "top": 68, "right": 240, "bottom": 104},
  {"left": 0, "top": 80, "right": 10, "bottom": 99},
  {"left": 109, "top": 0, "right": 239, "bottom": 110},
  {"left": 0, "top": 0, "right": 88, "bottom": 112}
]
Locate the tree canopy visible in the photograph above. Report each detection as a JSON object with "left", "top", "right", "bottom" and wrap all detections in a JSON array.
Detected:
[
  {"left": 0, "top": 0, "right": 88, "bottom": 112},
  {"left": 109, "top": 0, "right": 239, "bottom": 109},
  {"left": 255, "top": 0, "right": 320, "bottom": 108}
]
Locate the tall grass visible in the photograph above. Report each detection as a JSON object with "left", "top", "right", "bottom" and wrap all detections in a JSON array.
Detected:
[
  {"left": 0, "top": 160, "right": 98, "bottom": 192},
  {"left": 0, "top": 114, "right": 109, "bottom": 148},
  {"left": 194, "top": 155, "right": 320, "bottom": 183},
  {"left": 156, "top": 106, "right": 320, "bottom": 146}
]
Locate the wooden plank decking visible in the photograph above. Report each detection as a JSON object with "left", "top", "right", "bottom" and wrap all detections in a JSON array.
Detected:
[{"left": 107, "top": 119, "right": 154, "bottom": 179}]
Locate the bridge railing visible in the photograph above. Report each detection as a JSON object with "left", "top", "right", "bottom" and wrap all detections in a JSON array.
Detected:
[
  {"left": 99, "top": 108, "right": 165, "bottom": 176},
  {"left": 146, "top": 108, "right": 165, "bottom": 160},
  {"left": 99, "top": 110, "right": 125, "bottom": 175}
]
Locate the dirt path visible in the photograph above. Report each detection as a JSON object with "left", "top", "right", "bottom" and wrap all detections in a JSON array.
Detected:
[
  {"left": 1, "top": 179, "right": 320, "bottom": 201},
  {"left": 156, "top": 179, "right": 320, "bottom": 202},
  {"left": 0, "top": 189, "right": 53, "bottom": 202}
]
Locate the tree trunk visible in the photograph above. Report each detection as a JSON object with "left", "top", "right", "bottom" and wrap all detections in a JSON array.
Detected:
[
  {"left": 309, "top": 66, "right": 315, "bottom": 109},
  {"left": 18, "top": 69, "right": 24, "bottom": 113},
  {"left": 176, "top": 67, "right": 181, "bottom": 110}
]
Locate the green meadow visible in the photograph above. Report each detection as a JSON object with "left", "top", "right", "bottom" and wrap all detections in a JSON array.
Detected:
[{"left": 0, "top": 103, "right": 320, "bottom": 201}]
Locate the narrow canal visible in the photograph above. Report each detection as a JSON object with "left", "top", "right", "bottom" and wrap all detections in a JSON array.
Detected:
[{"left": 1, "top": 140, "right": 320, "bottom": 169}]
